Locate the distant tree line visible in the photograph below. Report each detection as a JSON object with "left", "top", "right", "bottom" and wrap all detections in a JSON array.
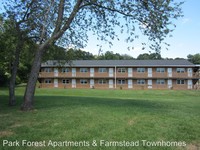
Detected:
[{"left": 54, "top": 47, "right": 200, "bottom": 63}]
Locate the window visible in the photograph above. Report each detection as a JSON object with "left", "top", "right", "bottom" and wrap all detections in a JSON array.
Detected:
[
  {"left": 80, "top": 79, "right": 88, "bottom": 84},
  {"left": 80, "top": 68, "right": 88, "bottom": 73},
  {"left": 137, "top": 68, "right": 145, "bottom": 73},
  {"left": 62, "top": 68, "right": 70, "bottom": 73},
  {"left": 176, "top": 79, "right": 185, "bottom": 84},
  {"left": 118, "top": 68, "right": 126, "bottom": 73},
  {"left": 98, "top": 79, "right": 107, "bottom": 84},
  {"left": 44, "top": 79, "right": 51, "bottom": 83},
  {"left": 177, "top": 68, "right": 185, "bottom": 73},
  {"left": 62, "top": 79, "right": 70, "bottom": 84},
  {"left": 98, "top": 68, "right": 107, "bottom": 73},
  {"left": 44, "top": 68, "right": 52, "bottom": 72},
  {"left": 117, "top": 79, "right": 126, "bottom": 84},
  {"left": 156, "top": 68, "right": 165, "bottom": 73},
  {"left": 156, "top": 79, "right": 165, "bottom": 84},
  {"left": 137, "top": 79, "right": 145, "bottom": 84}
]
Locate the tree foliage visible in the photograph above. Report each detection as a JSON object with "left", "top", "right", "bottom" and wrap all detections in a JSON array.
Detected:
[
  {"left": 137, "top": 53, "right": 162, "bottom": 60},
  {"left": 187, "top": 53, "right": 200, "bottom": 64}
]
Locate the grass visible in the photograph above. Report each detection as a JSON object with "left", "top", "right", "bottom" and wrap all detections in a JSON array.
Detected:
[{"left": 0, "top": 87, "right": 200, "bottom": 150}]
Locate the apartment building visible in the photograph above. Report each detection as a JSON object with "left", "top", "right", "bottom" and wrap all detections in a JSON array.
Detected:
[{"left": 38, "top": 60, "right": 200, "bottom": 90}]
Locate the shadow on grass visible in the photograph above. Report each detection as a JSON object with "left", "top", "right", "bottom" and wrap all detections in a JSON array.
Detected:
[
  {"left": 0, "top": 95, "right": 171, "bottom": 113},
  {"left": 34, "top": 95, "right": 170, "bottom": 111}
]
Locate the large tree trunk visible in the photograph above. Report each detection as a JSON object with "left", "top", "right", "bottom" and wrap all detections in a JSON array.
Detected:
[
  {"left": 9, "top": 54, "right": 19, "bottom": 106},
  {"left": 9, "top": 35, "right": 23, "bottom": 106},
  {"left": 20, "top": 0, "right": 82, "bottom": 111},
  {"left": 21, "top": 45, "right": 45, "bottom": 111}
]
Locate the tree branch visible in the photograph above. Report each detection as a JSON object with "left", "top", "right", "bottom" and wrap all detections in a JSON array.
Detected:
[
  {"left": 39, "top": 0, "right": 54, "bottom": 43},
  {"left": 81, "top": 1, "right": 136, "bottom": 18},
  {"left": 18, "top": 0, "right": 35, "bottom": 25},
  {"left": 52, "top": 0, "right": 83, "bottom": 41},
  {"left": 52, "top": 0, "right": 65, "bottom": 36}
]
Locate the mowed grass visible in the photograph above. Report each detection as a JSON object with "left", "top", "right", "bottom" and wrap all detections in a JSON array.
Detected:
[{"left": 0, "top": 87, "right": 200, "bottom": 150}]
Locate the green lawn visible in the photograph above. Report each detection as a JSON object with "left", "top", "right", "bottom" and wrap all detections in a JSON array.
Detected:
[{"left": 0, "top": 88, "right": 200, "bottom": 150}]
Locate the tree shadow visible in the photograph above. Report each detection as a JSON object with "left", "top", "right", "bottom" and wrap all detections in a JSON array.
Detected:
[
  {"left": 0, "top": 94, "right": 173, "bottom": 114},
  {"left": 33, "top": 95, "right": 171, "bottom": 113}
]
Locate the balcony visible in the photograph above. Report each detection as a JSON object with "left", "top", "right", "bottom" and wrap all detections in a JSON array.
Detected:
[
  {"left": 76, "top": 72, "right": 90, "bottom": 78},
  {"left": 133, "top": 72, "right": 148, "bottom": 78},
  {"left": 116, "top": 73, "right": 128, "bottom": 78},
  {"left": 94, "top": 72, "right": 109, "bottom": 78},
  {"left": 39, "top": 72, "right": 54, "bottom": 78},
  {"left": 152, "top": 72, "right": 168, "bottom": 78},
  {"left": 172, "top": 72, "right": 189, "bottom": 78}
]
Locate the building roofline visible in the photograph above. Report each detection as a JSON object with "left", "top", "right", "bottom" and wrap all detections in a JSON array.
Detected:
[{"left": 41, "top": 60, "right": 195, "bottom": 67}]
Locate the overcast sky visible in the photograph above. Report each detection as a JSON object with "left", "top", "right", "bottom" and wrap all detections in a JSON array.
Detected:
[{"left": 83, "top": 0, "right": 200, "bottom": 58}]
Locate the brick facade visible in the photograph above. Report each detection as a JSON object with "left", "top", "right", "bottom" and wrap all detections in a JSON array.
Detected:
[{"left": 38, "top": 60, "right": 200, "bottom": 90}]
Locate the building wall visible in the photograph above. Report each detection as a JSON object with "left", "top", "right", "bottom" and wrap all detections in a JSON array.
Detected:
[
  {"left": 38, "top": 66, "right": 197, "bottom": 90},
  {"left": 39, "top": 78, "right": 192, "bottom": 90}
]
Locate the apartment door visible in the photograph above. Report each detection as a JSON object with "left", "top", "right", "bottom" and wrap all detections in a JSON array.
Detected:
[
  {"left": 128, "top": 68, "right": 133, "bottom": 77},
  {"left": 109, "top": 68, "right": 114, "bottom": 77},
  {"left": 168, "top": 79, "right": 172, "bottom": 89},
  {"left": 72, "top": 79, "right": 76, "bottom": 88},
  {"left": 72, "top": 68, "right": 76, "bottom": 77},
  {"left": 188, "top": 80, "right": 193, "bottom": 89},
  {"left": 90, "top": 79, "right": 94, "bottom": 88},
  {"left": 148, "top": 80, "right": 152, "bottom": 89},
  {"left": 148, "top": 68, "right": 152, "bottom": 77},
  {"left": 54, "top": 79, "right": 58, "bottom": 88},
  {"left": 168, "top": 68, "right": 172, "bottom": 77},
  {"left": 128, "top": 79, "right": 133, "bottom": 88},
  {"left": 109, "top": 79, "right": 113, "bottom": 88},
  {"left": 188, "top": 68, "right": 193, "bottom": 77},
  {"left": 90, "top": 68, "right": 94, "bottom": 77},
  {"left": 54, "top": 68, "right": 58, "bottom": 77}
]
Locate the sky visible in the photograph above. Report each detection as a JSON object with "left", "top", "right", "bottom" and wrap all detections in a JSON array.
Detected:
[{"left": 83, "top": 0, "right": 200, "bottom": 58}]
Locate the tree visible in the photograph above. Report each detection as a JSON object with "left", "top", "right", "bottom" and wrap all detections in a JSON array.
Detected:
[
  {"left": 120, "top": 54, "right": 135, "bottom": 60},
  {"left": 1, "top": 0, "right": 38, "bottom": 106},
  {"left": 137, "top": 53, "right": 162, "bottom": 60},
  {"left": 43, "top": 45, "right": 67, "bottom": 61},
  {"left": 187, "top": 53, "right": 200, "bottom": 64},
  {"left": 65, "top": 48, "right": 95, "bottom": 60},
  {"left": 174, "top": 57, "right": 185, "bottom": 60},
  {"left": 2, "top": 0, "right": 184, "bottom": 110},
  {"left": 97, "top": 51, "right": 134, "bottom": 60},
  {"left": 0, "top": 18, "right": 23, "bottom": 105}
]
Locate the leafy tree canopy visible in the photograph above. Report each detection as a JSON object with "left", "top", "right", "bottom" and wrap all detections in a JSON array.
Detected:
[
  {"left": 137, "top": 53, "right": 162, "bottom": 60},
  {"left": 187, "top": 53, "right": 200, "bottom": 64},
  {"left": 1, "top": 0, "right": 184, "bottom": 52}
]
